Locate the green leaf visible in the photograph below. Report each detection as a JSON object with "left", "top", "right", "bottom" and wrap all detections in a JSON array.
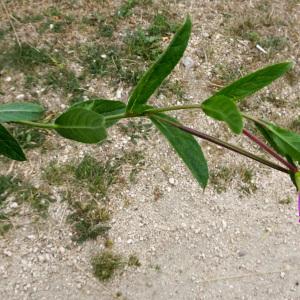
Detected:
[
  {"left": 0, "top": 124, "right": 26, "bottom": 161},
  {"left": 201, "top": 95, "right": 243, "bottom": 134},
  {"left": 126, "top": 16, "right": 192, "bottom": 113},
  {"left": 0, "top": 102, "right": 44, "bottom": 122},
  {"left": 55, "top": 108, "right": 107, "bottom": 143},
  {"left": 257, "top": 122, "right": 300, "bottom": 162},
  {"left": 70, "top": 99, "right": 126, "bottom": 127},
  {"left": 211, "top": 62, "right": 293, "bottom": 102},
  {"left": 150, "top": 113, "right": 208, "bottom": 188}
]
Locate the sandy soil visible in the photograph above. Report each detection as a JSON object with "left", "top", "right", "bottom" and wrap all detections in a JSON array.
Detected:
[{"left": 1, "top": 0, "right": 300, "bottom": 299}]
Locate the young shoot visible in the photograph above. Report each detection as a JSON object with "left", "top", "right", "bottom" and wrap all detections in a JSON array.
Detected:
[{"left": 1, "top": 16, "right": 300, "bottom": 221}]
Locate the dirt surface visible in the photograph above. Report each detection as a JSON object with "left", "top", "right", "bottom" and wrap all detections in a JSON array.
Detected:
[{"left": 1, "top": 0, "right": 300, "bottom": 299}]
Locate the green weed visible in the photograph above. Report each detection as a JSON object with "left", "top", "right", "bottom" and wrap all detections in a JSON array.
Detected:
[
  {"left": 289, "top": 118, "right": 300, "bottom": 133},
  {"left": 0, "top": 175, "right": 19, "bottom": 204},
  {"left": 67, "top": 200, "right": 111, "bottom": 243},
  {"left": 0, "top": 209, "right": 12, "bottom": 236},
  {"left": 210, "top": 167, "right": 256, "bottom": 194},
  {"left": 0, "top": 175, "right": 53, "bottom": 234},
  {"left": 98, "top": 24, "right": 115, "bottom": 38},
  {"left": 124, "top": 27, "right": 161, "bottom": 61},
  {"left": 210, "top": 166, "right": 233, "bottom": 193},
  {"left": 91, "top": 251, "right": 140, "bottom": 281},
  {"left": 128, "top": 254, "right": 141, "bottom": 267},
  {"left": 279, "top": 197, "right": 292, "bottom": 205},
  {"left": 124, "top": 13, "right": 179, "bottom": 61},
  {"left": 80, "top": 44, "right": 120, "bottom": 76},
  {"left": 0, "top": 221, "right": 12, "bottom": 236},
  {"left": 118, "top": 120, "right": 153, "bottom": 144},
  {"left": 117, "top": 0, "right": 139, "bottom": 18},
  {"left": 43, "top": 162, "right": 73, "bottom": 186},
  {"left": 18, "top": 184, "right": 54, "bottom": 217},
  {"left": 0, "top": 176, "right": 19, "bottom": 236},
  {"left": 117, "top": 0, "right": 153, "bottom": 18},
  {"left": 44, "top": 6, "right": 62, "bottom": 17},
  {"left": 215, "top": 63, "right": 243, "bottom": 84},
  {"left": 44, "top": 68, "right": 82, "bottom": 95},
  {"left": 239, "top": 169, "right": 257, "bottom": 194},
  {"left": 12, "top": 126, "right": 46, "bottom": 150},
  {"left": 260, "top": 36, "right": 288, "bottom": 51},
  {"left": 91, "top": 251, "right": 123, "bottom": 281},
  {"left": 39, "top": 16, "right": 74, "bottom": 34},
  {"left": 21, "top": 14, "right": 44, "bottom": 23},
  {"left": 0, "top": 43, "right": 52, "bottom": 70},
  {"left": 74, "top": 155, "right": 119, "bottom": 195},
  {"left": 0, "top": 28, "right": 9, "bottom": 40},
  {"left": 24, "top": 74, "right": 40, "bottom": 89},
  {"left": 230, "top": 17, "right": 257, "bottom": 40},
  {"left": 158, "top": 79, "right": 187, "bottom": 101},
  {"left": 148, "top": 13, "right": 178, "bottom": 36},
  {"left": 82, "top": 13, "right": 104, "bottom": 26}
]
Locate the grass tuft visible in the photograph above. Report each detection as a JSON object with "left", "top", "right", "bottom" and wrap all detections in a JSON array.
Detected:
[
  {"left": 67, "top": 200, "right": 111, "bottom": 243},
  {"left": 128, "top": 254, "right": 141, "bottom": 267},
  {"left": 91, "top": 251, "right": 123, "bottom": 281},
  {"left": 0, "top": 43, "right": 52, "bottom": 70}
]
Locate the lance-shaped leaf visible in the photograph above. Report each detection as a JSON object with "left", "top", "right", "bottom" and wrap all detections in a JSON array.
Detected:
[
  {"left": 201, "top": 95, "right": 243, "bottom": 134},
  {"left": 210, "top": 62, "right": 292, "bottom": 102},
  {"left": 0, "top": 124, "right": 26, "bottom": 161},
  {"left": 150, "top": 113, "right": 208, "bottom": 188},
  {"left": 55, "top": 108, "right": 107, "bottom": 143},
  {"left": 126, "top": 16, "right": 192, "bottom": 113},
  {"left": 70, "top": 99, "right": 126, "bottom": 127},
  {"left": 0, "top": 102, "right": 44, "bottom": 122},
  {"left": 256, "top": 122, "right": 300, "bottom": 162}
]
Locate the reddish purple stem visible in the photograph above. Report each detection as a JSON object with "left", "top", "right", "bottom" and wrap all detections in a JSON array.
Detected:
[
  {"left": 298, "top": 193, "right": 300, "bottom": 223},
  {"left": 243, "top": 129, "right": 298, "bottom": 173}
]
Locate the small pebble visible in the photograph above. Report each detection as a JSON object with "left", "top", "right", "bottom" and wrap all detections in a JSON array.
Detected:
[
  {"left": 10, "top": 202, "right": 18, "bottom": 209},
  {"left": 169, "top": 178, "right": 175, "bottom": 185},
  {"left": 3, "top": 249, "right": 12, "bottom": 257},
  {"left": 182, "top": 56, "right": 195, "bottom": 69},
  {"left": 16, "top": 94, "right": 25, "bottom": 100}
]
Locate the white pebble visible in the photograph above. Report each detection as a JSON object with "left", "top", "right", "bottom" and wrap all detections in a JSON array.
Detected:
[
  {"left": 3, "top": 249, "right": 12, "bottom": 257},
  {"left": 16, "top": 94, "right": 25, "bottom": 100},
  {"left": 182, "top": 56, "right": 195, "bottom": 69},
  {"left": 10, "top": 202, "right": 18, "bottom": 209},
  {"left": 169, "top": 178, "right": 175, "bottom": 185},
  {"left": 222, "top": 220, "right": 227, "bottom": 229}
]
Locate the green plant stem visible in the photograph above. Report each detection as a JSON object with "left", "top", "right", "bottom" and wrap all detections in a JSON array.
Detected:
[
  {"left": 153, "top": 115, "right": 290, "bottom": 174},
  {"left": 104, "top": 112, "right": 128, "bottom": 121},
  {"left": 242, "top": 113, "right": 266, "bottom": 126},
  {"left": 145, "top": 104, "right": 202, "bottom": 114},
  {"left": 14, "top": 120, "right": 59, "bottom": 129}
]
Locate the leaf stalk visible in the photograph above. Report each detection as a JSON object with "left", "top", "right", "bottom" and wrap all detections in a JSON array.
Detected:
[{"left": 153, "top": 115, "right": 291, "bottom": 174}]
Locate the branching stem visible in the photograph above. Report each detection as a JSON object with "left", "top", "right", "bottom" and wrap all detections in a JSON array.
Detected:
[
  {"left": 153, "top": 115, "right": 290, "bottom": 174},
  {"left": 243, "top": 128, "right": 298, "bottom": 173}
]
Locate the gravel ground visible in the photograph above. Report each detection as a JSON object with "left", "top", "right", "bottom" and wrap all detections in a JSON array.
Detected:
[{"left": 1, "top": 0, "right": 300, "bottom": 299}]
